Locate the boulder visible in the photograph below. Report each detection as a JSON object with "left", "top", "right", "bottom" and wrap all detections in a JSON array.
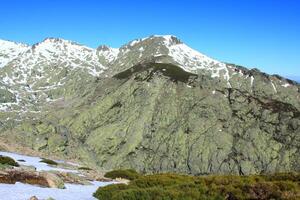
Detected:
[{"left": 0, "top": 169, "right": 65, "bottom": 189}]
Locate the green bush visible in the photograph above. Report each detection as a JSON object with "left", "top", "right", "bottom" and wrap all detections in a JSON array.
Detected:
[
  {"left": 78, "top": 166, "right": 92, "bottom": 170},
  {"left": 104, "top": 169, "right": 140, "bottom": 180},
  {"left": 94, "top": 172, "right": 300, "bottom": 200},
  {"left": 0, "top": 155, "right": 19, "bottom": 167},
  {"left": 94, "top": 183, "right": 131, "bottom": 200},
  {"left": 39, "top": 158, "right": 58, "bottom": 165}
]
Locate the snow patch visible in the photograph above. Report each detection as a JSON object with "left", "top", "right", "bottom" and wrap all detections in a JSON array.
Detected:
[
  {"left": 281, "top": 83, "right": 290, "bottom": 87},
  {"left": 97, "top": 47, "right": 119, "bottom": 62},
  {"left": 162, "top": 41, "right": 232, "bottom": 86},
  {"left": 271, "top": 81, "right": 277, "bottom": 93},
  {"left": 250, "top": 76, "right": 254, "bottom": 87},
  {"left": 0, "top": 181, "right": 113, "bottom": 200},
  {"left": 0, "top": 151, "right": 77, "bottom": 173}
]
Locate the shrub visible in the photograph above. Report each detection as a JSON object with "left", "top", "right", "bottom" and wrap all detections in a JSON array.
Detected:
[
  {"left": 39, "top": 158, "right": 58, "bottom": 165},
  {"left": 0, "top": 155, "right": 19, "bottom": 167},
  {"left": 94, "top": 171, "right": 300, "bottom": 200},
  {"left": 94, "top": 183, "right": 130, "bottom": 200},
  {"left": 104, "top": 169, "right": 140, "bottom": 180},
  {"left": 78, "top": 166, "right": 92, "bottom": 170},
  {"left": 261, "top": 172, "right": 300, "bottom": 182}
]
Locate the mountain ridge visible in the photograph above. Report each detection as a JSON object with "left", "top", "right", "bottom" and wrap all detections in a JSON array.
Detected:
[
  {"left": 1, "top": 36, "right": 298, "bottom": 84},
  {"left": 0, "top": 35, "right": 299, "bottom": 175}
]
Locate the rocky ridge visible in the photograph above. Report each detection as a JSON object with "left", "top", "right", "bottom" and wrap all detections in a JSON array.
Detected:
[{"left": 0, "top": 35, "right": 299, "bottom": 175}]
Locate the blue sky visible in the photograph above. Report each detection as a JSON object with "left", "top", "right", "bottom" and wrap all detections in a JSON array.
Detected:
[{"left": 0, "top": 0, "right": 299, "bottom": 79}]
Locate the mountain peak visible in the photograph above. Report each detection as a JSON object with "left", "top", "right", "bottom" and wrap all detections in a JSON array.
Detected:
[
  {"left": 0, "top": 39, "right": 29, "bottom": 48},
  {"left": 41, "top": 37, "right": 76, "bottom": 44},
  {"left": 151, "top": 35, "right": 182, "bottom": 45},
  {"left": 96, "top": 45, "right": 118, "bottom": 52},
  {"left": 0, "top": 39, "right": 30, "bottom": 68},
  {"left": 32, "top": 37, "right": 93, "bottom": 51}
]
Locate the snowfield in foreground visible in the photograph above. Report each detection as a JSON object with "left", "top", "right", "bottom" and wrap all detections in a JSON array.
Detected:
[
  {"left": 0, "top": 151, "right": 114, "bottom": 200},
  {"left": 0, "top": 181, "right": 112, "bottom": 200},
  {"left": 0, "top": 151, "right": 77, "bottom": 173}
]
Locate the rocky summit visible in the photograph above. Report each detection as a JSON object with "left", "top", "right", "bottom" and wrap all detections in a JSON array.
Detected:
[{"left": 0, "top": 35, "right": 299, "bottom": 175}]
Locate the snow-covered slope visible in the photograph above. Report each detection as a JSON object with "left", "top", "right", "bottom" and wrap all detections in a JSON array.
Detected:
[
  {"left": 0, "top": 39, "right": 29, "bottom": 68},
  {"left": 108, "top": 35, "right": 231, "bottom": 87},
  {"left": 0, "top": 38, "right": 110, "bottom": 112},
  {"left": 97, "top": 45, "right": 119, "bottom": 64},
  {"left": 0, "top": 36, "right": 297, "bottom": 114},
  {"left": 16, "top": 38, "right": 105, "bottom": 78},
  {"left": 0, "top": 36, "right": 299, "bottom": 177}
]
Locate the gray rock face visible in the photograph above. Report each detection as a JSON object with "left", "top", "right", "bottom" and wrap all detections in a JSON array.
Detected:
[{"left": 0, "top": 36, "right": 299, "bottom": 175}]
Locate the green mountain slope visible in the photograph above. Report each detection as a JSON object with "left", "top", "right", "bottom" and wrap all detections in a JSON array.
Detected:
[{"left": 0, "top": 36, "right": 299, "bottom": 175}]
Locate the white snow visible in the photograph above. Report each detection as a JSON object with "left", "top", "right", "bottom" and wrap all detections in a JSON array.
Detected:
[
  {"left": 0, "top": 181, "right": 112, "bottom": 200},
  {"left": 271, "top": 81, "right": 277, "bottom": 93},
  {"left": 138, "top": 47, "right": 144, "bottom": 52},
  {"left": 250, "top": 76, "right": 254, "bottom": 87},
  {"left": 0, "top": 35, "right": 253, "bottom": 113},
  {"left": 0, "top": 38, "right": 111, "bottom": 112},
  {"left": 97, "top": 46, "right": 119, "bottom": 63},
  {"left": 281, "top": 83, "right": 290, "bottom": 87},
  {"left": 158, "top": 36, "right": 232, "bottom": 86},
  {"left": 238, "top": 70, "right": 244, "bottom": 76},
  {"left": 2, "top": 37, "right": 106, "bottom": 88},
  {"left": 167, "top": 43, "right": 220, "bottom": 72},
  {"left": 0, "top": 151, "right": 77, "bottom": 173},
  {"left": 129, "top": 39, "right": 140, "bottom": 46},
  {"left": 0, "top": 151, "right": 115, "bottom": 200},
  {"left": 0, "top": 39, "right": 29, "bottom": 68}
]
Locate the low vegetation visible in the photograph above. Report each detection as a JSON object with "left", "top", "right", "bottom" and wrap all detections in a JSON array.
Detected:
[
  {"left": 78, "top": 166, "right": 92, "bottom": 170},
  {"left": 0, "top": 155, "right": 19, "bottom": 167},
  {"left": 104, "top": 169, "right": 141, "bottom": 180},
  {"left": 39, "top": 158, "right": 58, "bottom": 165},
  {"left": 94, "top": 171, "right": 300, "bottom": 200}
]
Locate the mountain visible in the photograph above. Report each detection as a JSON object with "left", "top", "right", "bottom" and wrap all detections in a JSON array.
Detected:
[
  {"left": 0, "top": 35, "right": 299, "bottom": 175},
  {"left": 286, "top": 76, "right": 300, "bottom": 83}
]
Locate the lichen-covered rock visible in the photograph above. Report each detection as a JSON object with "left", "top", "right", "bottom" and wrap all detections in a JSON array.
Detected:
[
  {"left": 0, "top": 36, "right": 299, "bottom": 176},
  {"left": 0, "top": 89, "right": 16, "bottom": 103},
  {"left": 40, "top": 171, "right": 65, "bottom": 189}
]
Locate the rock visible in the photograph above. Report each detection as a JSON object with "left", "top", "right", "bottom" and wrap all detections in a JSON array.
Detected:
[
  {"left": 40, "top": 171, "right": 65, "bottom": 189},
  {"left": 54, "top": 171, "right": 91, "bottom": 185},
  {"left": 33, "top": 137, "right": 48, "bottom": 151},
  {"left": 29, "top": 196, "right": 38, "bottom": 200},
  {"left": 115, "top": 178, "right": 130, "bottom": 185},
  {"left": 19, "top": 165, "right": 37, "bottom": 171},
  {"left": 0, "top": 89, "right": 16, "bottom": 103},
  {"left": 0, "top": 36, "right": 299, "bottom": 176},
  {"left": 0, "top": 169, "right": 65, "bottom": 188}
]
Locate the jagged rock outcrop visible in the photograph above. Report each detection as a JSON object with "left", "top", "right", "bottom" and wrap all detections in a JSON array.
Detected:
[{"left": 0, "top": 35, "right": 299, "bottom": 175}]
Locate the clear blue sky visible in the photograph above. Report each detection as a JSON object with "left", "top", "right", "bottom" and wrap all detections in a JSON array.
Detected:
[{"left": 0, "top": 0, "right": 299, "bottom": 79}]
